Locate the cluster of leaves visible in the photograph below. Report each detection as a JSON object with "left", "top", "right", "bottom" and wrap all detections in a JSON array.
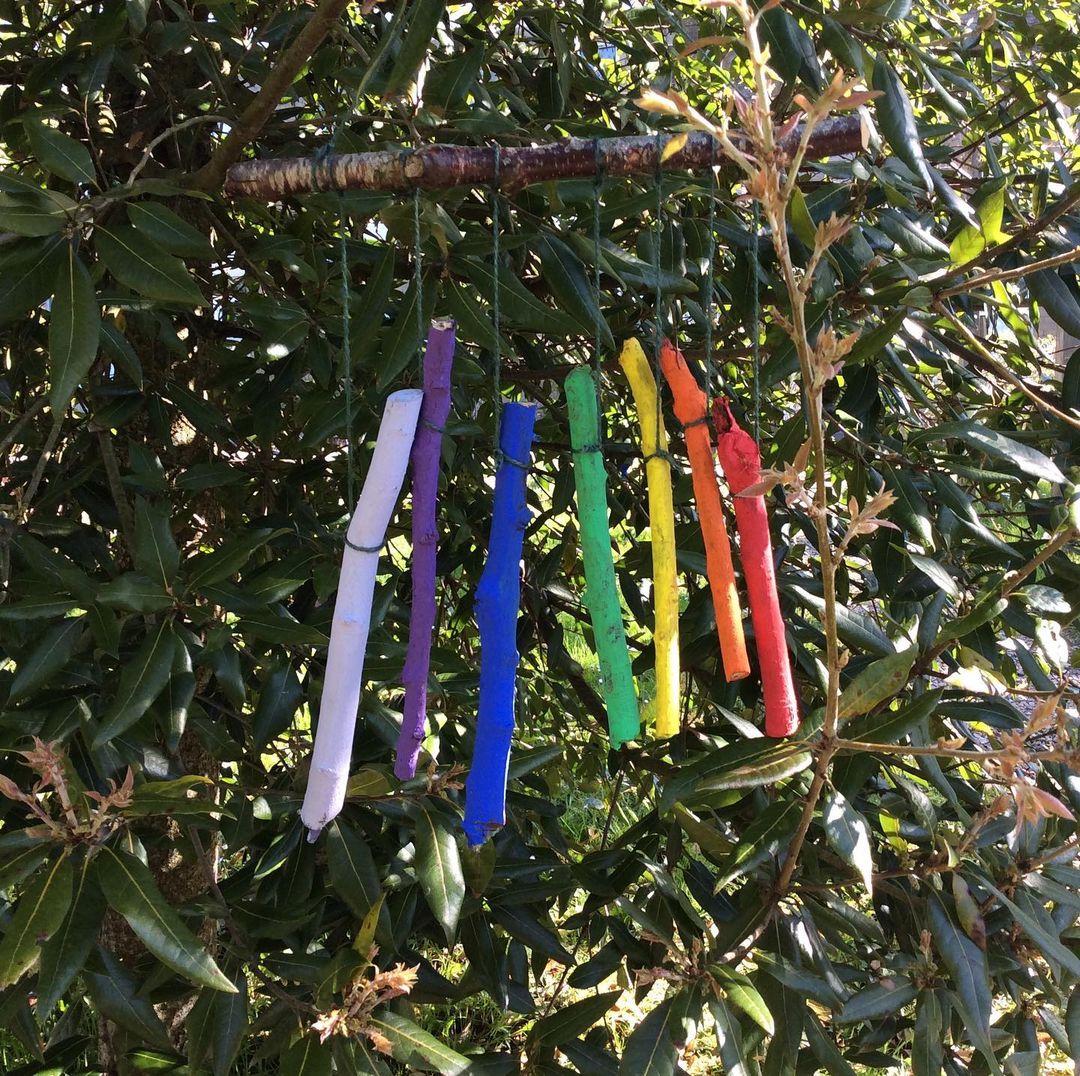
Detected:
[{"left": 0, "top": 0, "right": 1079, "bottom": 1073}]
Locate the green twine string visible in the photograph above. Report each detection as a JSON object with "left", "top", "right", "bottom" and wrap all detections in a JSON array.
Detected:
[
  {"left": 751, "top": 199, "right": 761, "bottom": 445},
  {"left": 653, "top": 133, "right": 664, "bottom": 458},
  {"left": 592, "top": 138, "right": 605, "bottom": 449},
  {"left": 339, "top": 218, "right": 354, "bottom": 509},
  {"left": 312, "top": 74, "right": 366, "bottom": 513},
  {"left": 412, "top": 185, "right": 424, "bottom": 381},
  {"left": 703, "top": 139, "right": 720, "bottom": 403},
  {"left": 491, "top": 145, "right": 503, "bottom": 458}
]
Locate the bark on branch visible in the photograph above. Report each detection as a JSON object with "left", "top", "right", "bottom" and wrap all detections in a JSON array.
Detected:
[{"left": 221, "top": 115, "right": 868, "bottom": 199}]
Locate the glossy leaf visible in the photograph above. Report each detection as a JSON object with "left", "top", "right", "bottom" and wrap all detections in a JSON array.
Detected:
[
  {"left": 823, "top": 790, "right": 874, "bottom": 896},
  {"left": 95, "top": 847, "right": 236, "bottom": 992},
  {"left": 414, "top": 808, "right": 465, "bottom": 943},
  {"left": 48, "top": 244, "right": 100, "bottom": 412},
  {"left": 927, "top": 894, "right": 995, "bottom": 1065},
  {"left": 8, "top": 616, "right": 83, "bottom": 703},
  {"left": 93, "top": 620, "right": 177, "bottom": 746},
  {"left": 96, "top": 225, "right": 204, "bottom": 305},
  {"left": 365, "top": 1011, "right": 470, "bottom": 1074},
  {"left": 37, "top": 854, "right": 107, "bottom": 1012},
  {"left": 0, "top": 854, "right": 73, "bottom": 986},
  {"left": 26, "top": 122, "right": 95, "bottom": 185}
]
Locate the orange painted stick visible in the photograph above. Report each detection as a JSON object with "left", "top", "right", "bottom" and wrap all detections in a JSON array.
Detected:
[
  {"left": 713, "top": 398, "right": 800, "bottom": 738},
  {"left": 659, "top": 342, "right": 750, "bottom": 683}
]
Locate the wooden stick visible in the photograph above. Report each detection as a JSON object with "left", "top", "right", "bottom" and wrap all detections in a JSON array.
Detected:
[
  {"left": 712, "top": 398, "right": 799, "bottom": 738},
  {"left": 222, "top": 116, "right": 867, "bottom": 198},
  {"left": 300, "top": 388, "right": 423, "bottom": 838},
  {"left": 396, "top": 320, "right": 457, "bottom": 780},
  {"left": 618, "top": 339, "right": 680, "bottom": 740},
  {"left": 564, "top": 368, "right": 640, "bottom": 748},
  {"left": 462, "top": 401, "right": 537, "bottom": 847},
  {"left": 659, "top": 341, "right": 750, "bottom": 683}
]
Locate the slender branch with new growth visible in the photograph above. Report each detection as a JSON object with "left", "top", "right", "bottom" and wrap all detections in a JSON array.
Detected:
[{"left": 640, "top": 0, "right": 878, "bottom": 897}]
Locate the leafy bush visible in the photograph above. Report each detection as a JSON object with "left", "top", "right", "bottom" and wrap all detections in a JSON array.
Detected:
[{"left": 0, "top": 1, "right": 1078, "bottom": 1073}]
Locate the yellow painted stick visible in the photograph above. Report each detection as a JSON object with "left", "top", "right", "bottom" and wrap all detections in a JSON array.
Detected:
[{"left": 618, "top": 338, "right": 680, "bottom": 738}]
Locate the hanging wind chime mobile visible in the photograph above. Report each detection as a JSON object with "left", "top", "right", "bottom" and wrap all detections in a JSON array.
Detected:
[{"left": 299, "top": 133, "right": 802, "bottom": 849}]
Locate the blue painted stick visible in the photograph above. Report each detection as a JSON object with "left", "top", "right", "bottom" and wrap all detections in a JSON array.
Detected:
[{"left": 462, "top": 400, "right": 537, "bottom": 847}]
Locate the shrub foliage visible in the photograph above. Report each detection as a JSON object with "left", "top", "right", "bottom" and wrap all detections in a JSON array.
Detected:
[{"left": 0, "top": 0, "right": 1079, "bottom": 1073}]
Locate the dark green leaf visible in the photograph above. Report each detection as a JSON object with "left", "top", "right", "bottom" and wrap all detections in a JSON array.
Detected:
[
  {"left": 661, "top": 739, "right": 813, "bottom": 812},
  {"left": 823, "top": 790, "right": 874, "bottom": 895},
  {"left": 529, "top": 990, "right": 620, "bottom": 1047},
  {"left": 280, "top": 1036, "right": 333, "bottom": 1076},
  {"left": 97, "top": 225, "right": 204, "bottom": 305},
  {"left": 836, "top": 977, "right": 917, "bottom": 1023},
  {"left": 129, "top": 202, "right": 215, "bottom": 259},
  {"left": 1029, "top": 267, "right": 1080, "bottom": 338},
  {"left": 926, "top": 894, "right": 995, "bottom": 1065},
  {"left": 26, "top": 122, "right": 95, "bottom": 185},
  {"left": 837, "top": 649, "right": 916, "bottom": 720},
  {"left": 912, "top": 989, "right": 944, "bottom": 1076},
  {"left": 253, "top": 662, "right": 304, "bottom": 747},
  {"left": 617, "top": 990, "right": 695, "bottom": 1076},
  {"left": 85, "top": 949, "right": 171, "bottom": 1050},
  {"left": 94, "top": 620, "right": 176, "bottom": 746},
  {"left": 0, "top": 234, "right": 66, "bottom": 323},
  {"left": 134, "top": 498, "right": 179, "bottom": 587},
  {"left": 873, "top": 58, "right": 931, "bottom": 189},
  {"left": 538, "top": 234, "right": 614, "bottom": 350},
  {"left": 365, "top": 1011, "right": 470, "bottom": 1074},
  {"left": 8, "top": 616, "right": 83, "bottom": 703},
  {"left": 0, "top": 192, "right": 73, "bottom": 235},
  {"left": 325, "top": 821, "right": 390, "bottom": 945},
  {"left": 95, "top": 847, "right": 236, "bottom": 992},
  {"left": 48, "top": 244, "right": 100, "bottom": 412},
  {"left": 715, "top": 799, "right": 802, "bottom": 887},
  {"left": 37, "top": 854, "right": 107, "bottom": 1012},
  {"left": 96, "top": 573, "right": 175, "bottom": 613},
  {"left": 383, "top": 0, "right": 449, "bottom": 95},
  {"left": 709, "top": 966, "right": 774, "bottom": 1035},
  {"left": 414, "top": 808, "right": 465, "bottom": 943},
  {"left": 0, "top": 854, "right": 73, "bottom": 986},
  {"left": 912, "top": 420, "right": 1066, "bottom": 484},
  {"left": 212, "top": 967, "right": 248, "bottom": 1076},
  {"left": 983, "top": 881, "right": 1080, "bottom": 978}
]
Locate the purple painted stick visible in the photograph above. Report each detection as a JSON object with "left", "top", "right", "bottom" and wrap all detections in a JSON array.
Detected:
[{"left": 395, "top": 319, "right": 457, "bottom": 779}]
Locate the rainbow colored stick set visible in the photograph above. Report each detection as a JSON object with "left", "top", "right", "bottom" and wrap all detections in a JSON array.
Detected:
[{"left": 300, "top": 323, "right": 799, "bottom": 847}]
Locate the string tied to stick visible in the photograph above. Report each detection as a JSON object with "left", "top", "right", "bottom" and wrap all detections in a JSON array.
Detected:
[{"left": 344, "top": 535, "right": 384, "bottom": 554}]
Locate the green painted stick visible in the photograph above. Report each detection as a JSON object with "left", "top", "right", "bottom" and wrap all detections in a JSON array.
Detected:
[{"left": 564, "top": 368, "right": 639, "bottom": 748}]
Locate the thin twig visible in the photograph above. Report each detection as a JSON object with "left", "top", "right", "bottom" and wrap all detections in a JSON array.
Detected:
[
  {"left": 127, "top": 115, "right": 227, "bottom": 186},
  {"left": 933, "top": 301, "right": 1080, "bottom": 430},
  {"left": 20, "top": 416, "right": 62, "bottom": 517},
  {"left": 937, "top": 244, "right": 1080, "bottom": 300},
  {"left": 1001, "top": 524, "right": 1079, "bottom": 596},
  {"left": 0, "top": 397, "right": 47, "bottom": 455}
]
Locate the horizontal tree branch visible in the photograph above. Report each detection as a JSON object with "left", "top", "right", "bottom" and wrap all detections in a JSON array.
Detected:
[{"left": 221, "top": 115, "right": 868, "bottom": 199}]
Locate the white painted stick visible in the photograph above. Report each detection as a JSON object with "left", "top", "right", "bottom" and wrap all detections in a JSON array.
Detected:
[{"left": 300, "top": 388, "right": 423, "bottom": 838}]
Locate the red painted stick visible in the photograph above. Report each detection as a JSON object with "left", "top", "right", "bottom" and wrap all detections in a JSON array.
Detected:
[{"left": 712, "top": 398, "right": 799, "bottom": 738}]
